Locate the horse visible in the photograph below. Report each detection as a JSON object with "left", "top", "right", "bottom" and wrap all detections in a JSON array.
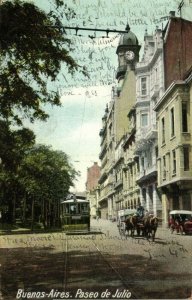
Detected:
[
  {"left": 142, "top": 215, "right": 158, "bottom": 241},
  {"left": 125, "top": 215, "right": 139, "bottom": 237}
]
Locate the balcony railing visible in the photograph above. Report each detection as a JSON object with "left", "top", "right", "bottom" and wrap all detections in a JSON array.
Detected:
[
  {"left": 136, "top": 164, "right": 157, "bottom": 182},
  {"left": 99, "top": 144, "right": 107, "bottom": 159},
  {"left": 114, "top": 179, "right": 123, "bottom": 190},
  {"left": 151, "top": 84, "right": 159, "bottom": 99},
  {"left": 145, "top": 124, "right": 157, "bottom": 140}
]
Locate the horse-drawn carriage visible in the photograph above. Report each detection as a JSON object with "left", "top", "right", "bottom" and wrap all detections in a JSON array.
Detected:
[
  {"left": 117, "top": 209, "right": 158, "bottom": 241},
  {"left": 117, "top": 209, "right": 136, "bottom": 236},
  {"left": 169, "top": 210, "right": 192, "bottom": 235}
]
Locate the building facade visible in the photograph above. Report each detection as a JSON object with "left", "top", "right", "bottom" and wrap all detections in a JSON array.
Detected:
[
  {"left": 134, "top": 28, "right": 164, "bottom": 217},
  {"left": 155, "top": 75, "right": 192, "bottom": 225},
  {"left": 122, "top": 107, "right": 140, "bottom": 209},
  {"left": 98, "top": 15, "right": 192, "bottom": 223},
  {"left": 98, "top": 25, "right": 141, "bottom": 218},
  {"left": 154, "top": 15, "right": 192, "bottom": 225},
  {"left": 86, "top": 162, "right": 101, "bottom": 218}
]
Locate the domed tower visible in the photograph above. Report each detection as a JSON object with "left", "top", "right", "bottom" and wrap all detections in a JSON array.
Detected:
[{"left": 116, "top": 24, "right": 141, "bottom": 80}]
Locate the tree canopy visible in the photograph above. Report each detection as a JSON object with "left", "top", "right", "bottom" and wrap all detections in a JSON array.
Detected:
[
  {"left": 0, "top": 0, "right": 80, "bottom": 125},
  {"left": 0, "top": 142, "right": 79, "bottom": 225},
  {"left": 20, "top": 144, "right": 78, "bottom": 201},
  {"left": 0, "top": 0, "right": 82, "bottom": 227}
]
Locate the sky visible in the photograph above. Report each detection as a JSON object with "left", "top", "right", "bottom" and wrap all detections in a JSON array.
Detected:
[{"left": 27, "top": 0, "right": 192, "bottom": 192}]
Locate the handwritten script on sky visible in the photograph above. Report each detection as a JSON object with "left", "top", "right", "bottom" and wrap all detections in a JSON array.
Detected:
[{"left": 32, "top": 0, "right": 192, "bottom": 191}]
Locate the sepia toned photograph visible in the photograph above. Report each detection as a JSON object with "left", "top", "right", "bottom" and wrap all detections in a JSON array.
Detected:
[{"left": 0, "top": 0, "right": 192, "bottom": 299}]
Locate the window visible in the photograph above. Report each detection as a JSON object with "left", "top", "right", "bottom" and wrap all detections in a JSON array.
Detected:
[
  {"left": 170, "top": 107, "right": 175, "bottom": 137},
  {"left": 172, "top": 150, "right": 176, "bottom": 174},
  {"left": 162, "top": 117, "right": 165, "bottom": 144},
  {"left": 141, "top": 77, "right": 147, "bottom": 96},
  {"left": 182, "top": 103, "right": 188, "bottom": 132},
  {"left": 155, "top": 68, "right": 158, "bottom": 82},
  {"left": 155, "top": 146, "right": 158, "bottom": 159},
  {"left": 147, "top": 150, "right": 152, "bottom": 167},
  {"left": 130, "top": 166, "right": 133, "bottom": 175},
  {"left": 183, "top": 147, "right": 189, "bottom": 171},
  {"left": 163, "top": 156, "right": 166, "bottom": 180},
  {"left": 141, "top": 113, "right": 148, "bottom": 126},
  {"left": 141, "top": 157, "right": 145, "bottom": 171},
  {"left": 137, "top": 160, "right": 140, "bottom": 172}
]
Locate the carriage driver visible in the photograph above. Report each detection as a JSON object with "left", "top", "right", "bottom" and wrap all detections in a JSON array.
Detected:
[{"left": 136, "top": 204, "right": 145, "bottom": 219}]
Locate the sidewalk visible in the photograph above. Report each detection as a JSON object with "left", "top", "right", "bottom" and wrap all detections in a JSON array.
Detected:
[{"left": 0, "top": 223, "right": 62, "bottom": 235}]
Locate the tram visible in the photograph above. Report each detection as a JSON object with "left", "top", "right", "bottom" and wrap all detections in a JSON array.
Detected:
[{"left": 60, "top": 194, "right": 90, "bottom": 231}]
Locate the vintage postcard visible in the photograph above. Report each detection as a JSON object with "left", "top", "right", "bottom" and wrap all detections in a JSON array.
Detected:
[{"left": 0, "top": 0, "right": 192, "bottom": 299}]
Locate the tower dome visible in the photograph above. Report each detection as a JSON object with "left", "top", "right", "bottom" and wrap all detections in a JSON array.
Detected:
[
  {"left": 116, "top": 24, "right": 141, "bottom": 80},
  {"left": 118, "top": 25, "right": 139, "bottom": 47}
]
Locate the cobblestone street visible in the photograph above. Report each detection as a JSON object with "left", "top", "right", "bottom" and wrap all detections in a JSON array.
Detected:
[{"left": 0, "top": 219, "right": 192, "bottom": 300}]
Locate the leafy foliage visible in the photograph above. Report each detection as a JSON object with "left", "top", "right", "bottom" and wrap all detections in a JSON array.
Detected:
[
  {"left": 20, "top": 144, "right": 78, "bottom": 200},
  {"left": 0, "top": 142, "right": 79, "bottom": 225},
  {"left": 0, "top": 0, "right": 81, "bottom": 227},
  {"left": 0, "top": 0, "right": 78, "bottom": 124},
  {"left": 0, "top": 120, "right": 35, "bottom": 171}
]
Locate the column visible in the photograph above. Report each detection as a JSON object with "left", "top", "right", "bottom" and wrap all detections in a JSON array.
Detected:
[
  {"left": 153, "top": 184, "right": 157, "bottom": 215},
  {"left": 146, "top": 186, "right": 153, "bottom": 212},
  {"left": 140, "top": 187, "right": 147, "bottom": 210},
  {"left": 162, "top": 193, "right": 169, "bottom": 228},
  {"left": 139, "top": 187, "right": 144, "bottom": 207},
  {"left": 153, "top": 183, "right": 162, "bottom": 217}
]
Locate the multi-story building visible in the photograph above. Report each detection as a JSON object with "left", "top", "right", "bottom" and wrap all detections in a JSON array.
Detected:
[
  {"left": 154, "top": 14, "right": 192, "bottom": 226},
  {"left": 105, "top": 97, "right": 116, "bottom": 219},
  {"left": 98, "top": 106, "right": 109, "bottom": 219},
  {"left": 113, "top": 25, "right": 141, "bottom": 216},
  {"left": 86, "top": 162, "right": 100, "bottom": 218},
  {"left": 98, "top": 94, "right": 116, "bottom": 219},
  {"left": 134, "top": 28, "right": 164, "bottom": 217},
  {"left": 98, "top": 25, "right": 141, "bottom": 218},
  {"left": 99, "top": 15, "right": 192, "bottom": 222},
  {"left": 155, "top": 73, "right": 192, "bottom": 225},
  {"left": 122, "top": 107, "right": 140, "bottom": 209}
]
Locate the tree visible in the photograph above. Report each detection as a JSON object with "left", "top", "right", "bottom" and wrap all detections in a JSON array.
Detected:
[
  {"left": 19, "top": 145, "right": 79, "bottom": 228},
  {"left": 0, "top": 0, "right": 83, "bottom": 125},
  {"left": 0, "top": 0, "right": 81, "bottom": 227},
  {"left": 0, "top": 121, "right": 36, "bottom": 223}
]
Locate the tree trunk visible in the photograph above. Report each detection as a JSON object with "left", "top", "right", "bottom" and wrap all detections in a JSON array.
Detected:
[
  {"left": 23, "top": 195, "right": 26, "bottom": 225},
  {"left": 31, "top": 196, "right": 34, "bottom": 231},
  {"left": 12, "top": 192, "right": 16, "bottom": 224}
]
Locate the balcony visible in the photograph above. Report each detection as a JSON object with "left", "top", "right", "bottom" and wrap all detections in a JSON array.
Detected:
[
  {"left": 106, "top": 159, "right": 115, "bottom": 173},
  {"left": 108, "top": 174, "right": 114, "bottom": 184},
  {"left": 145, "top": 124, "right": 157, "bottom": 140},
  {"left": 135, "top": 127, "right": 149, "bottom": 152},
  {"left": 114, "top": 179, "right": 123, "bottom": 190},
  {"left": 101, "top": 156, "right": 108, "bottom": 169},
  {"left": 151, "top": 84, "right": 159, "bottom": 99},
  {"left": 98, "top": 171, "right": 107, "bottom": 185},
  {"left": 136, "top": 164, "right": 157, "bottom": 185},
  {"left": 99, "top": 144, "right": 107, "bottom": 159}
]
